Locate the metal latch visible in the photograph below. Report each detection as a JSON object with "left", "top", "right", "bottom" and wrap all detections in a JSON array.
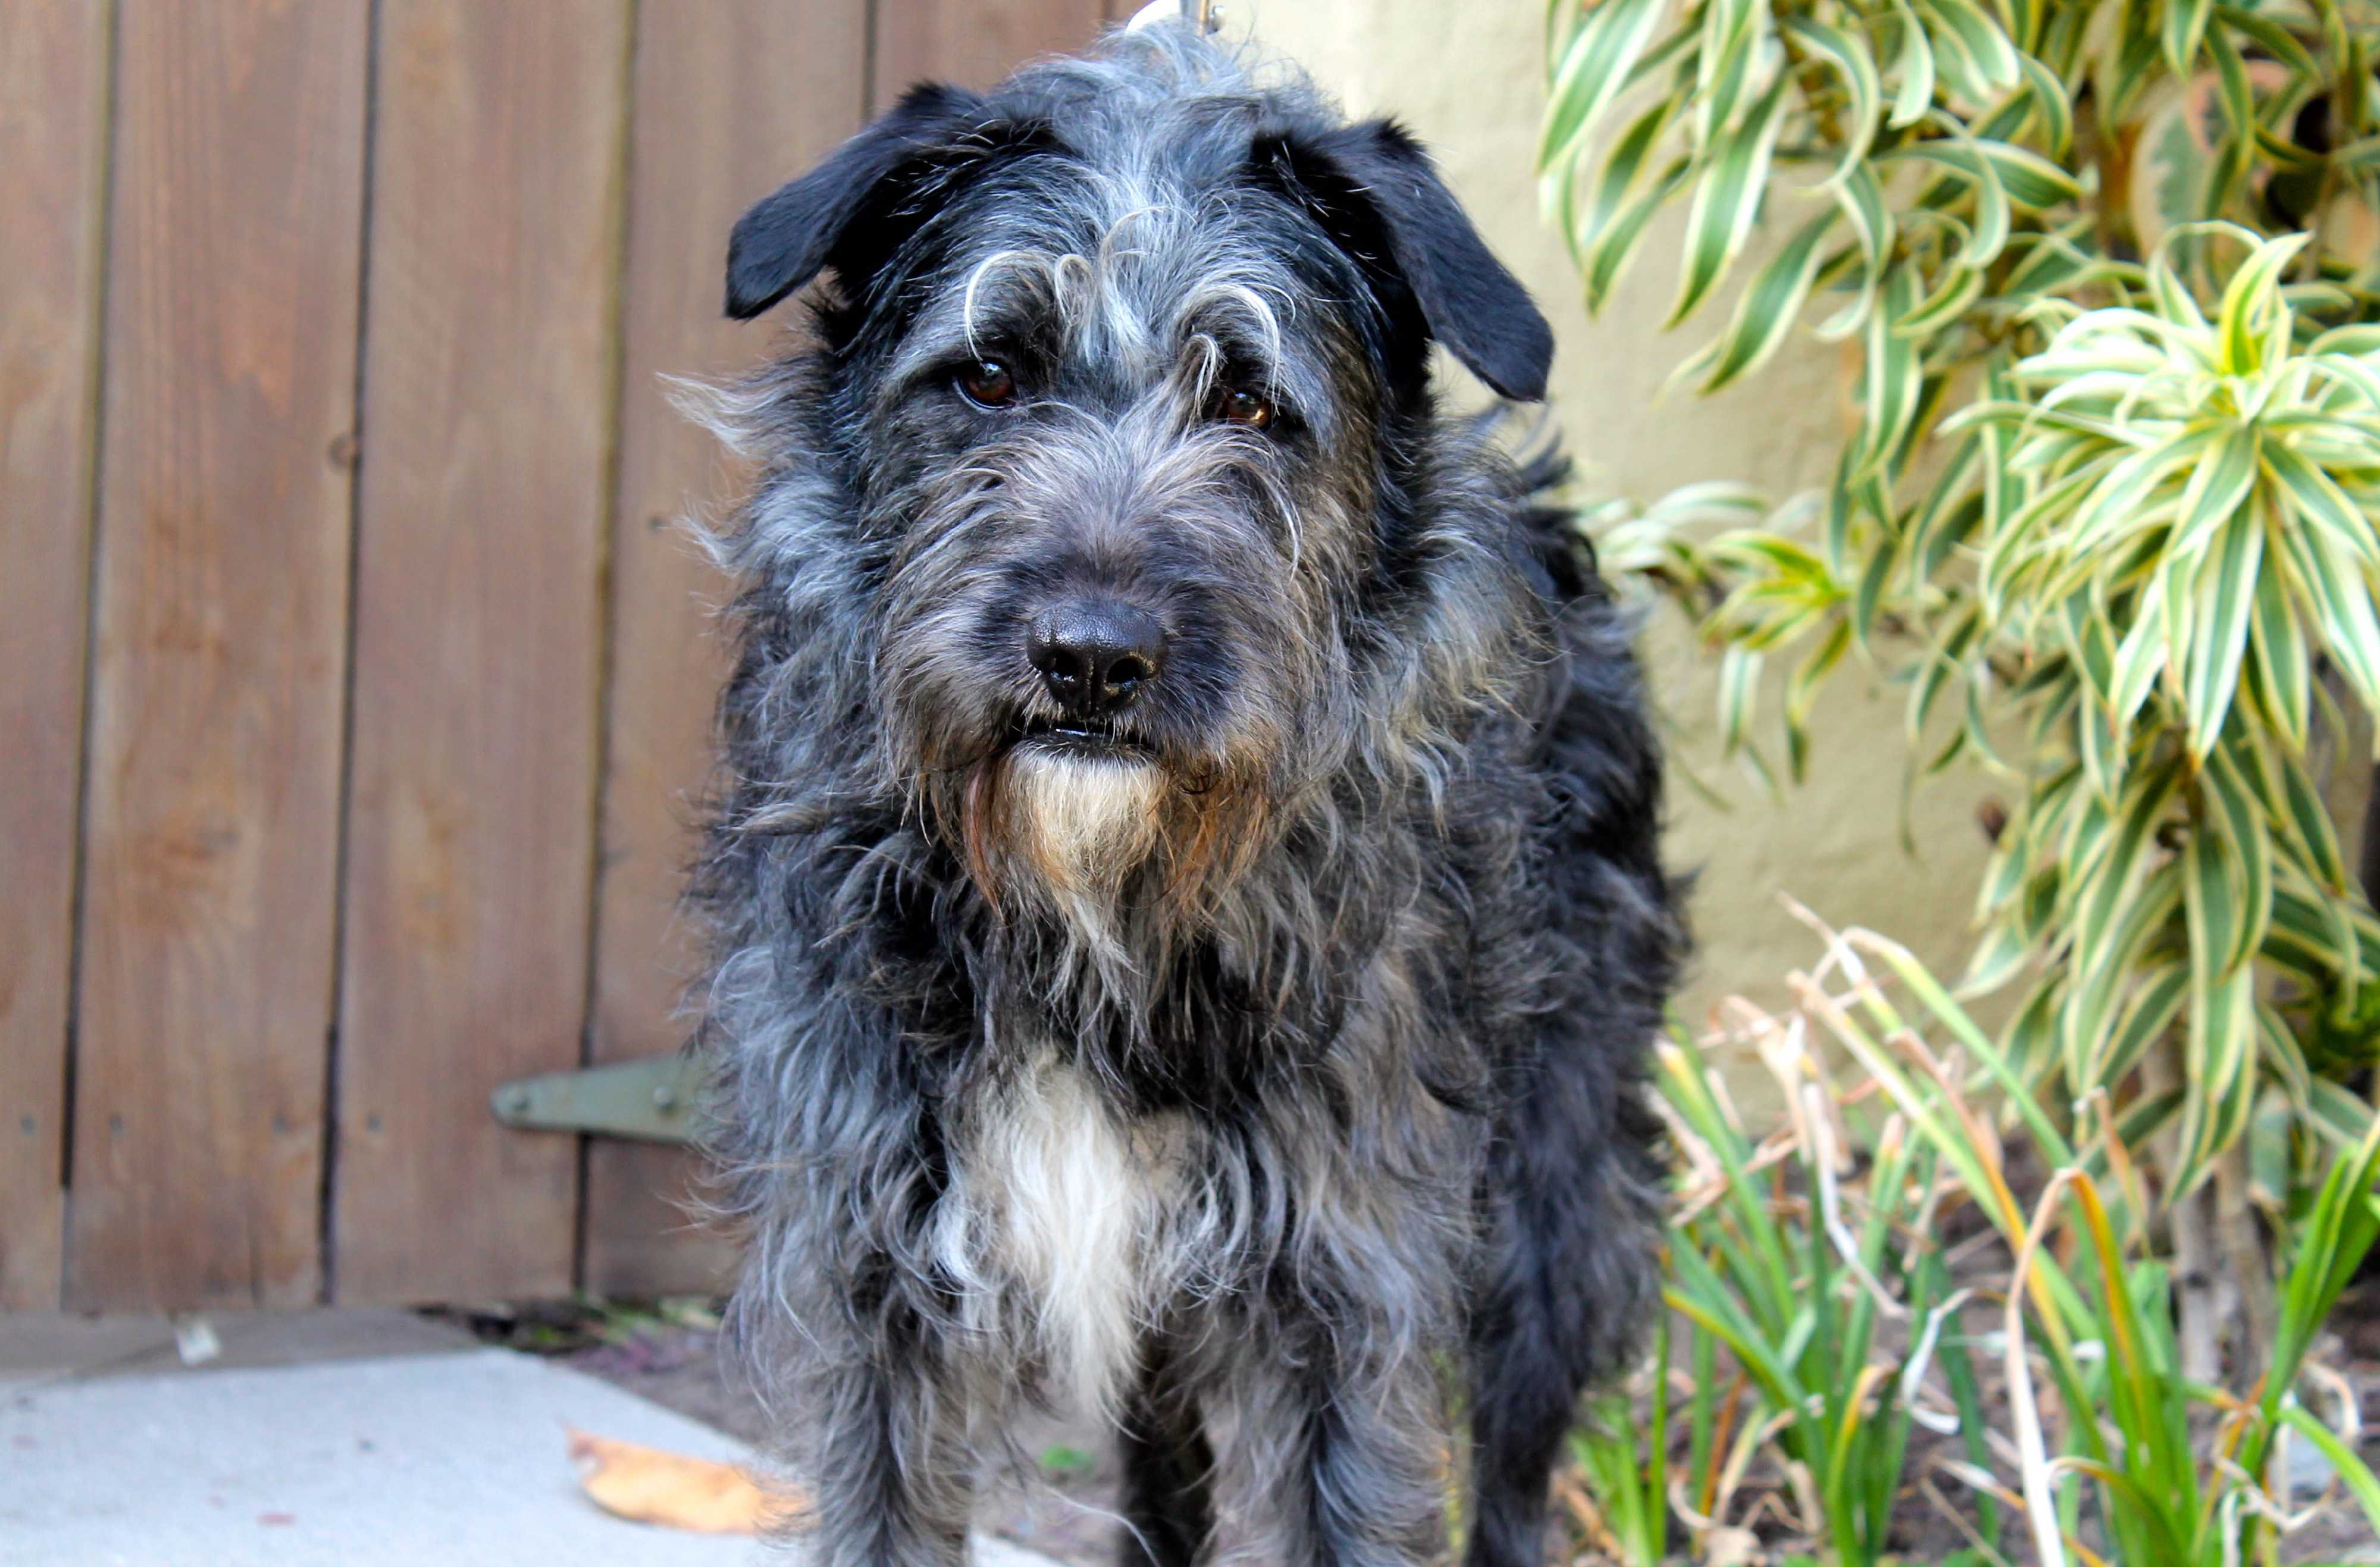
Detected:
[{"left": 489, "top": 1052, "right": 706, "bottom": 1144}]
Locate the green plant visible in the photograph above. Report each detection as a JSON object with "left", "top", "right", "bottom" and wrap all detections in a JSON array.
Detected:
[
  {"left": 1988, "top": 1130, "right": 2380, "bottom": 1567},
  {"left": 1544, "top": 0, "right": 2380, "bottom": 1375},
  {"left": 1586, "top": 978, "right": 2012, "bottom": 1565},
  {"left": 1567, "top": 1312, "right": 1676, "bottom": 1565},
  {"left": 1816, "top": 923, "right": 2380, "bottom": 1567},
  {"left": 1662, "top": 1020, "right": 1985, "bottom": 1565},
  {"left": 1581, "top": 923, "right": 2380, "bottom": 1566}
]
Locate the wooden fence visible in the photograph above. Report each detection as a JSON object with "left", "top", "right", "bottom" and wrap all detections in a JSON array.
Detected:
[{"left": 1, "top": 0, "right": 1125, "bottom": 1313}]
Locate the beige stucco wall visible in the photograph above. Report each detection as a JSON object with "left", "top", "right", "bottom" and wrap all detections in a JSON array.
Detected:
[{"left": 1225, "top": 1, "right": 1997, "bottom": 1024}]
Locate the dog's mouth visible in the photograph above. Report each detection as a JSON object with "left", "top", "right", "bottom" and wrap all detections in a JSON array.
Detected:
[{"left": 1008, "top": 713, "right": 1154, "bottom": 759}]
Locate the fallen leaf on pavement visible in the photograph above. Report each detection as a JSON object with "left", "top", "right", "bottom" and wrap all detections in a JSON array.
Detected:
[{"left": 565, "top": 1428, "right": 803, "bottom": 1534}]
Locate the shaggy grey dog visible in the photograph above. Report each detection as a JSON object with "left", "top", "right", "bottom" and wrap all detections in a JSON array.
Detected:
[{"left": 693, "top": 22, "right": 1679, "bottom": 1567}]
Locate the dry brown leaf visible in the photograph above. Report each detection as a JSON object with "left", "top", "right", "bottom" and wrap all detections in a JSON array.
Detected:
[{"left": 565, "top": 1428, "right": 804, "bottom": 1535}]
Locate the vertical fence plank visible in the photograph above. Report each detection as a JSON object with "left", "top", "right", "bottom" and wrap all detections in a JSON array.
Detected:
[
  {"left": 870, "top": 0, "right": 1111, "bottom": 106},
  {"left": 581, "top": 0, "right": 869, "bottom": 1296},
  {"left": 0, "top": 0, "right": 111, "bottom": 1311},
  {"left": 334, "top": 0, "right": 630, "bottom": 1304},
  {"left": 67, "top": 0, "right": 368, "bottom": 1310}
]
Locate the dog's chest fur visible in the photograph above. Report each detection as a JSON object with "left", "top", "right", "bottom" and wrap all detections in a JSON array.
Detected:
[{"left": 938, "top": 1051, "right": 1185, "bottom": 1411}]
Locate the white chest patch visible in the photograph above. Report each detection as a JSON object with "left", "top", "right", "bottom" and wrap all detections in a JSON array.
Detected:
[{"left": 944, "top": 1058, "right": 1180, "bottom": 1413}]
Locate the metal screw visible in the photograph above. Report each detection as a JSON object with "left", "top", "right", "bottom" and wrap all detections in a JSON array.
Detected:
[{"left": 652, "top": 1086, "right": 679, "bottom": 1113}]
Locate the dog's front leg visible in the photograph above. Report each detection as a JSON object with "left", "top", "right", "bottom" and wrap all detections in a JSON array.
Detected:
[
  {"left": 1236, "top": 1325, "right": 1451, "bottom": 1567},
  {"left": 800, "top": 1328, "right": 975, "bottom": 1567}
]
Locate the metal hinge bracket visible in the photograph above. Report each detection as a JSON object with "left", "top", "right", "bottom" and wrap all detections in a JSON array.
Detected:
[{"left": 489, "top": 1052, "right": 706, "bottom": 1145}]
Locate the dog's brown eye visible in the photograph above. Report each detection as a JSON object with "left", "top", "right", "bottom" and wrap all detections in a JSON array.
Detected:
[
  {"left": 1209, "top": 385, "right": 1275, "bottom": 430},
  {"left": 957, "top": 360, "right": 1018, "bottom": 408}
]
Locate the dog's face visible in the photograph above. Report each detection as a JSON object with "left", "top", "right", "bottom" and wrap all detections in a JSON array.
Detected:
[{"left": 724, "top": 41, "right": 1551, "bottom": 924}]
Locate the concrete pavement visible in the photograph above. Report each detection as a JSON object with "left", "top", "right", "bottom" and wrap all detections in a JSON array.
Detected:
[{"left": 0, "top": 1316, "right": 1070, "bottom": 1567}]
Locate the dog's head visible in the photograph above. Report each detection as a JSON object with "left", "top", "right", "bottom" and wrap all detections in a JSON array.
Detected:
[{"left": 722, "top": 27, "right": 1551, "bottom": 927}]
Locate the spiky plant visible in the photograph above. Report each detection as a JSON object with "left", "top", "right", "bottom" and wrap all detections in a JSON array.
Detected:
[{"left": 1544, "top": 0, "right": 2380, "bottom": 1377}]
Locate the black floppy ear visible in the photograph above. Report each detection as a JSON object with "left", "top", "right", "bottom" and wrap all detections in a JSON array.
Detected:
[
  {"left": 1256, "top": 119, "right": 1554, "bottom": 402},
  {"left": 725, "top": 83, "right": 987, "bottom": 320}
]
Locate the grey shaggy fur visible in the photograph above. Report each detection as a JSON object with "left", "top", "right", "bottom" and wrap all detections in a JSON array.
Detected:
[{"left": 691, "top": 23, "right": 1680, "bottom": 1567}]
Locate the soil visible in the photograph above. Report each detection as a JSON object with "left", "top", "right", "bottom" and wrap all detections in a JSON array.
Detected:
[{"left": 424, "top": 1281, "right": 2380, "bottom": 1566}]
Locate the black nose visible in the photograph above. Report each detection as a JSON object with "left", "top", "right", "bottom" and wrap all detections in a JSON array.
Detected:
[{"left": 1026, "top": 601, "right": 1166, "bottom": 718}]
